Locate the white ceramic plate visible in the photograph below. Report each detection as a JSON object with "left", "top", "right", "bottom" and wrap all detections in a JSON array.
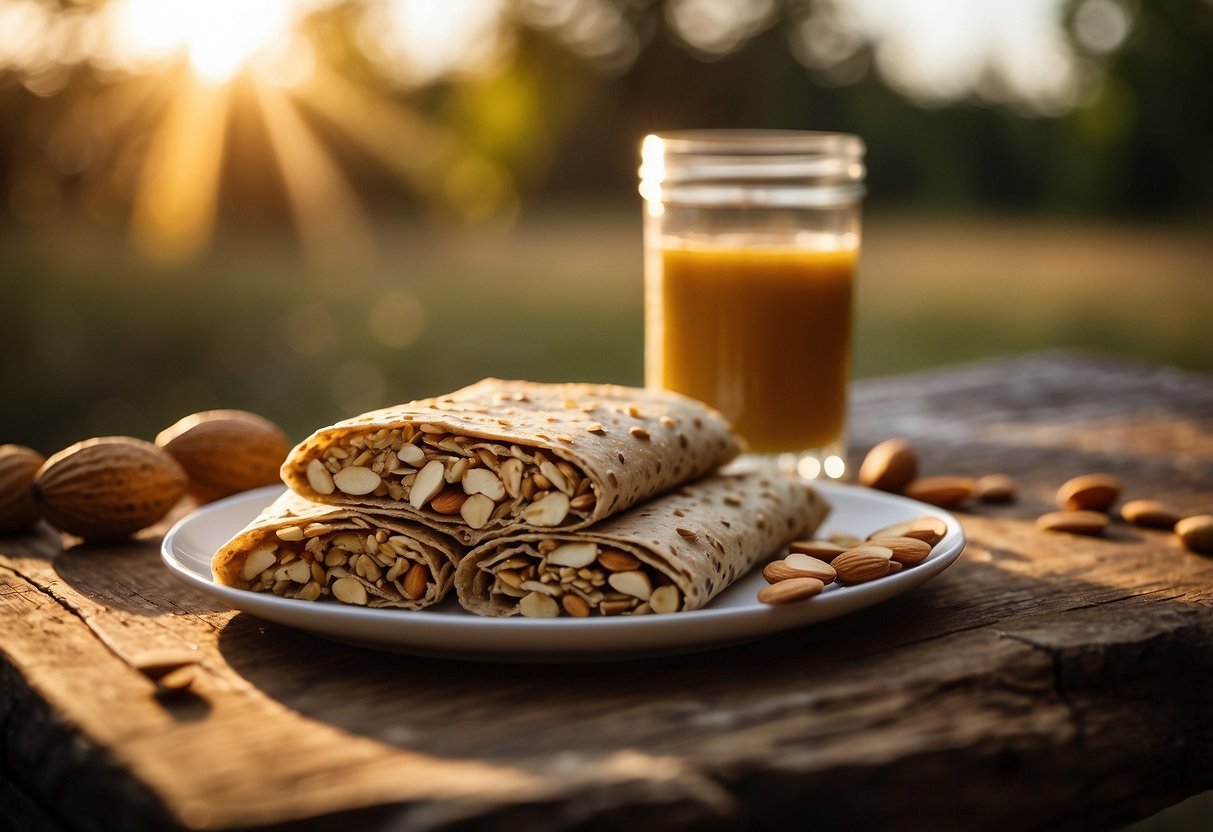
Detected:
[{"left": 161, "top": 483, "right": 964, "bottom": 661}]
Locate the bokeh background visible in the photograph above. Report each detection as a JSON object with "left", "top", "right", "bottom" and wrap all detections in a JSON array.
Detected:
[
  {"left": 1, "top": 0, "right": 1210, "bottom": 455},
  {"left": 0, "top": 3, "right": 1210, "bottom": 826}
]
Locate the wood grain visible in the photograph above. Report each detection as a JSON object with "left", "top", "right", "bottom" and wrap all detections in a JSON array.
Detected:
[{"left": 1, "top": 353, "right": 1211, "bottom": 831}]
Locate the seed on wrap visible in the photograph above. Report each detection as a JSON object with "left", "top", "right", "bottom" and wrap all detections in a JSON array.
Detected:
[
  {"left": 280, "top": 379, "right": 743, "bottom": 545},
  {"left": 212, "top": 490, "right": 464, "bottom": 609},
  {"left": 455, "top": 466, "right": 830, "bottom": 617}
]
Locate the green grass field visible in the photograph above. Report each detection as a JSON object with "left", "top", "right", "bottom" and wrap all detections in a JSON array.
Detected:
[{"left": 3, "top": 207, "right": 1210, "bottom": 453}]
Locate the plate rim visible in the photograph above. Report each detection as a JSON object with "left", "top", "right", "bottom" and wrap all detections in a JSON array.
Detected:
[{"left": 160, "top": 482, "right": 965, "bottom": 653}]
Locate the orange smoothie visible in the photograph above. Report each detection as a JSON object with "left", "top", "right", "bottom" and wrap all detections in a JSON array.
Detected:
[{"left": 647, "top": 243, "right": 856, "bottom": 454}]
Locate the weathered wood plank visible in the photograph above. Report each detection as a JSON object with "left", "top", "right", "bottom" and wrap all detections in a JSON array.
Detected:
[{"left": 0, "top": 352, "right": 1210, "bottom": 831}]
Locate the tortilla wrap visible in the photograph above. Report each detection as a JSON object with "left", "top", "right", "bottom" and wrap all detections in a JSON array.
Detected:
[
  {"left": 454, "top": 466, "right": 829, "bottom": 617},
  {"left": 212, "top": 490, "right": 463, "bottom": 609},
  {"left": 281, "top": 379, "right": 743, "bottom": 545}
]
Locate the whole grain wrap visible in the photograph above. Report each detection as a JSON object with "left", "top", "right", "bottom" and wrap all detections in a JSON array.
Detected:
[
  {"left": 212, "top": 490, "right": 463, "bottom": 609},
  {"left": 454, "top": 466, "right": 829, "bottom": 617},
  {"left": 281, "top": 379, "right": 743, "bottom": 545}
]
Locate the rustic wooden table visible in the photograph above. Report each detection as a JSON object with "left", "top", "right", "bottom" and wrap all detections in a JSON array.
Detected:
[{"left": 2, "top": 352, "right": 1211, "bottom": 832}]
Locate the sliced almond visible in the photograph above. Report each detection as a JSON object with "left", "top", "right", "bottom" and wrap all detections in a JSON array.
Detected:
[
  {"left": 463, "top": 467, "right": 506, "bottom": 501},
  {"left": 396, "top": 443, "right": 426, "bottom": 467},
  {"left": 331, "top": 576, "right": 368, "bottom": 605},
  {"left": 460, "top": 493, "right": 495, "bottom": 530},
  {"left": 333, "top": 466, "right": 381, "bottom": 496},
  {"left": 521, "top": 579, "right": 561, "bottom": 597},
  {"left": 547, "top": 542, "right": 598, "bottom": 568},
  {"left": 562, "top": 594, "right": 590, "bottom": 617},
  {"left": 757, "top": 577, "right": 824, "bottom": 605},
  {"left": 241, "top": 547, "right": 278, "bottom": 581},
  {"left": 538, "top": 460, "right": 571, "bottom": 495},
  {"left": 649, "top": 585, "right": 681, "bottom": 614},
  {"left": 1036, "top": 510, "right": 1109, "bottom": 536},
  {"left": 499, "top": 457, "right": 524, "bottom": 498},
  {"left": 306, "top": 458, "right": 336, "bottom": 495},
  {"left": 522, "top": 491, "right": 570, "bottom": 527},
  {"left": 607, "top": 570, "right": 652, "bottom": 600},
  {"left": 519, "top": 591, "right": 559, "bottom": 617},
  {"left": 275, "top": 525, "right": 304, "bottom": 542},
  {"left": 410, "top": 460, "right": 445, "bottom": 509},
  {"left": 284, "top": 559, "right": 311, "bottom": 583}
]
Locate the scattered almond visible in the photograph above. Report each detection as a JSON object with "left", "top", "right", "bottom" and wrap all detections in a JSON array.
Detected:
[
  {"left": 0, "top": 444, "right": 45, "bottom": 534},
  {"left": 973, "top": 474, "right": 1017, "bottom": 503},
  {"left": 858, "top": 438, "right": 918, "bottom": 492},
  {"left": 32, "top": 437, "right": 187, "bottom": 541},
  {"left": 1036, "top": 510, "right": 1109, "bottom": 536},
  {"left": 155, "top": 410, "right": 291, "bottom": 504},
  {"left": 904, "top": 476, "right": 974, "bottom": 508},
  {"left": 1057, "top": 473, "right": 1121, "bottom": 512},
  {"left": 649, "top": 585, "right": 681, "bottom": 614},
  {"left": 757, "top": 577, "right": 824, "bottom": 605},
  {"left": 562, "top": 594, "right": 590, "bottom": 617},
  {"left": 1175, "top": 515, "right": 1213, "bottom": 554},
  {"left": 519, "top": 591, "right": 559, "bottom": 617},
  {"left": 333, "top": 466, "right": 381, "bottom": 497},
  {"left": 1120, "top": 499, "right": 1181, "bottom": 530}
]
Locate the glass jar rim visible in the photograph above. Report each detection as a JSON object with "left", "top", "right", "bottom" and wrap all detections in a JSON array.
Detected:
[{"left": 645, "top": 129, "right": 864, "bottom": 159}]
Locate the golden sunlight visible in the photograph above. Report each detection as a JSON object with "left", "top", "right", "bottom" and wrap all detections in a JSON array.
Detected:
[{"left": 113, "top": 0, "right": 296, "bottom": 84}]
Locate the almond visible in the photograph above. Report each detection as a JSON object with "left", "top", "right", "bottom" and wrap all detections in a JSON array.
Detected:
[
  {"left": 904, "top": 476, "right": 974, "bottom": 508},
  {"left": 597, "top": 548, "right": 641, "bottom": 571},
  {"left": 547, "top": 542, "right": 598, "bottom": 568},
  {"left": 156, "top": 410, "right": 291, "bottom": 504},
  {"left": 868, "top": 535, "right": 932, "bottom": 565},
  {"left": 1175, "top": 515, "right": 1213, "bottom": 554},
  {"left": 429, "top": 488, "right": 467, "bottom": 515},
  {"left": 1119, "top": 499, "right": 1181, "bottom": 530},
  {"left": 562, "top": 594, "right": 590, "bottom": 617},
  {"left": 403, "top": 563, "right": 428, "bottom": 598},
  {"left": 973, "top": 474, "right": 1017, "bottom": 503},
  {"left": 333, "top": 466, "right": 381, "bottom": 496},
  {"left": 1036, "top": 510, "right": 1108, "bottom": 536},
  {"left": 32, "top": 437, "right": 187, "bottom": 541},
  {"left": 763, "top": 554, "right": 836, "bottom": 584},
  {"left": 757, "top": 577, "right": 824, "bottom": 605},
  {"left": 787, "top": 539, "right": 847, "bottom": 561},
  {"left": 1057, "top": 473, "right": 1121, "bottom": 512},
  {"left": 0, "top": 444, "right": 45, "bottom": 534},
  {"left": 649, "top": 585, "right": 681, "bottom": 614},
  {"left": 904, "top": 516, "right": 948, "bottom": 546},
  {"left": 832, "top": 546, "right": 894, "bottom": 583},
  {"left": 858, "top": 438, "right": 918, "bottom": 492}
]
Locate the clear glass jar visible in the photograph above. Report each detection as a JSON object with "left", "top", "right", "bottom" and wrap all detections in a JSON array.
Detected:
[{"left": 639, "top": 130, "right": 866, "bottom": 479}]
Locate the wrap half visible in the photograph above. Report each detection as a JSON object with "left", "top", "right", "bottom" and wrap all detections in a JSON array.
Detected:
[
  {"left": 454, "top": 467, "right": 829, "bottom": 617},
  {"left": 281, "top": 379, "right": 743, "bottom": 545},
  {"left": 212, "top": 491, "right": 463, "bottom": 609}
]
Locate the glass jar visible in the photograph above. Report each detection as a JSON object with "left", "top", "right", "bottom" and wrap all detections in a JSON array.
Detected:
[{"left": 639, "top": 130, "right": 866, "bottom": 479}]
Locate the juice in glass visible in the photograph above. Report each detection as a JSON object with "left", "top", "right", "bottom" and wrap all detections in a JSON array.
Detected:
[{"left": 647, "top": 240, "right": 856, "bottom": 457}]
